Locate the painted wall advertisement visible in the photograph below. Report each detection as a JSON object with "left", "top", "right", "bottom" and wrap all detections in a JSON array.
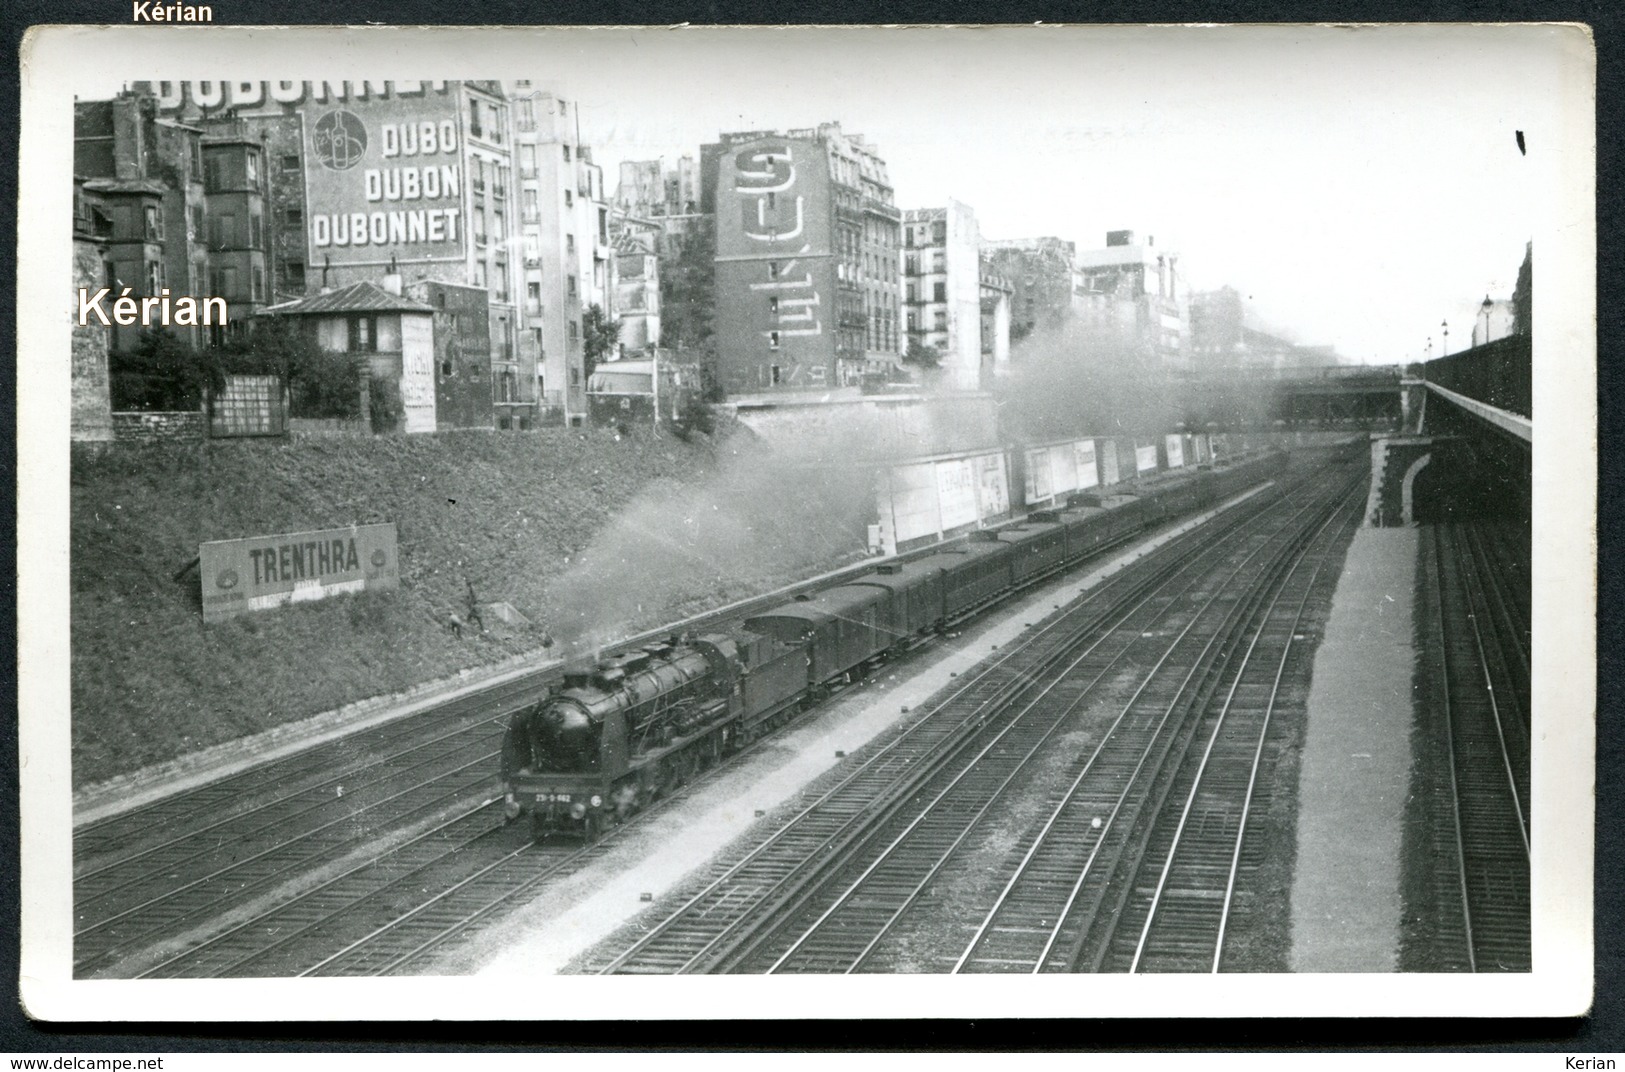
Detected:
[
  {"left": 200, "top": 522, "right": 399, "bottom": 623},
  {"left": 151, "top": 81, "right": 466, "bottom": 269},
  {"left": 713, "top": 135, "right": 835, "bottom": 393}
]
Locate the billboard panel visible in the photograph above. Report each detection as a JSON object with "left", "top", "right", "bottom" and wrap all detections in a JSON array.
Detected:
[
  {"left": 1050, "top": 443, "right": 1079, "bottom": 499},
  {"left": 303, "top": 89, "right": 464, "bottom": 270},
  {"left": 1100, "top": 439, "right": 1121, "bottom": 486},
  {"left": 976, "top": 451, "right": 1009, "bottom": 519},
  {"left": 1023, "top": 447, "right": 1052, "bottom": 505},
  {"left": 1075, "top": 439, "right": 1099, "bottom": 489},
  {"left": 1165, "top": 434, "right": 1185, "bottom": 468},
  {"left": 200, "top": 522, "right": 399, "bottom": 623},
  {"left": 936, "top": 457, "right": 980, "bottom": 530},
  {"left": 887, "top": 462, "right": 942, "bottom": 546},
  {"left": 1136, "top": 442, "right": 1159, "bottom": 473}
]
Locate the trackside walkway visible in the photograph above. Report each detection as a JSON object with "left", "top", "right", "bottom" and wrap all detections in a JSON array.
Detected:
[{"left": 1289, "top": 526, "right": 1418, "bottom": 970}]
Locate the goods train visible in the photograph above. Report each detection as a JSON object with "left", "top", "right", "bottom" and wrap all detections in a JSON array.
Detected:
[{"left": 500, "top": 449, "right": 1284, "bottom": 840}]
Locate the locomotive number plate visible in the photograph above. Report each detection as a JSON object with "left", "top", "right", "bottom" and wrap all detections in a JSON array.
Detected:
[{"left": 536, "top": 793, "right": 571, "bottom": 803}]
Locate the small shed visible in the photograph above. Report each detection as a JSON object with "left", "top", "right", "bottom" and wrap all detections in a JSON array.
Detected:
[{"left": 260, "top": 280, "right": 437, "bottom": 433}]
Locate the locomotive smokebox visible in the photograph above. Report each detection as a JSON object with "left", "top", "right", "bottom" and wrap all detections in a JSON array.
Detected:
[{"left": 537, "top": 701, "right": 599, "bottom": 771}]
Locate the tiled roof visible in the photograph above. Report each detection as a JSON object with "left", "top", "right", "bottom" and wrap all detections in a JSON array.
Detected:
[{"left": 260, "top": 281, "right": 433, "bottom": 316}]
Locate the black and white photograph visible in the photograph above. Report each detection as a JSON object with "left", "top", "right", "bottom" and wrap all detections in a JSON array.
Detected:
[{"left": 17, "top": 22, "right": 1595, "bottom": 1020}]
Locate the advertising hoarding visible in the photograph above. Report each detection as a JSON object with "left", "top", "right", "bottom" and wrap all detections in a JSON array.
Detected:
[
  {"left": 1165, "top": 434, "right": 1185, "bottom": 468},
  {"left": 200, "top": 522, "right": 399, "bottom": 623},
  {"left": 1075, "top": 438, "right": 1099, "bottom": 489},
  {"left": 1136, "top": 442, "right": 1159, "bottom": 473},
  {"left": 712, "top": 135, "right": 836, "bottom": 392}
]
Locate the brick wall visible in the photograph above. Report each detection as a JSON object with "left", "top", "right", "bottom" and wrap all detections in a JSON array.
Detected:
[{"left": 111, "top": 410, "right": 206, "bottom": 443}]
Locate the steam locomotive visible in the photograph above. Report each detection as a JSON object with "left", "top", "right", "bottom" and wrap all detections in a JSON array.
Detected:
[{"left": 500, "top": 450, "right": 1283, "bottom": 839}]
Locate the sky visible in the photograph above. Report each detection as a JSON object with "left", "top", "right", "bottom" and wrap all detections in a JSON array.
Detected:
[{"left": 75, "top": 24, "right": 1588, "bottom": 363}]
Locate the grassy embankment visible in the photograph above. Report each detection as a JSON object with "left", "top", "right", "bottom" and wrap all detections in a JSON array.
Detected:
[{"left": 70, "top": 425, "right": 871, "bottom": 787}]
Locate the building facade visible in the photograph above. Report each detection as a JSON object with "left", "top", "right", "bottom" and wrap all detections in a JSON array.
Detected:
[
  {"left": 702, "top": 123, "right": 902, "bottom": 396},
  {"left": 902, "top": 200, "right": 984, "bottom": 391},
  {"left": 1073, "top": 229, "right": 1188, "bottom": 369},
  {"left": 120, "top": 79, "right": 615, "bottom": 426},
  {"left": 74, "top": 93, "right": 268, "bottom": 353},
  {"left": 506, "top": 82, "right": 609, "bottom": 423},
  {"left": 982, "top": 236, "right": 1078, "bottom": 342}
]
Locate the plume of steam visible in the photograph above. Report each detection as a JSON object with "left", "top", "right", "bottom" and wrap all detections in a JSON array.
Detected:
[
  {"left": 540, "top": 421, "right": 880, "bottom": 654},
  {"left": 995, "top": 319, "right": 1274, "bottom": 438}
]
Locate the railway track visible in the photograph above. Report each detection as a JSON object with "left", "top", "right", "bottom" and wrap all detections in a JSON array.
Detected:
[
  {"left": 585, "top": 453, "right": 1358, "bottom": 974},
  {"left": 124, "top": 705, "right": 812, "bottom": 979},
  {"left": 1417, "top": 521, "right": 1531, "bottom": 972},
  {"left": 76, "top": 479, "right": 1163, "bottom": 979},
  {"left": 1069, "top": 476, "right": 1364, "bottom": 973}
]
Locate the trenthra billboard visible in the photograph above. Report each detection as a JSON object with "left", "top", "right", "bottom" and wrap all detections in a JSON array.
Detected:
[{"left": 199, "top": 522, "right": 399, "bottom": 623}]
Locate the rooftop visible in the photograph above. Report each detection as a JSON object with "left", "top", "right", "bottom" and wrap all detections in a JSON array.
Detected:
[{"left": 260, "top": 281, "right": 434, "bottom": 317}]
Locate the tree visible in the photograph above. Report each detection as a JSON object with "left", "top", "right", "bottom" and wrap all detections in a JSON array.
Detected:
[
  {"left": 902, "top": 337, "right": 943, "bottom": 369},
  {"left": 581, "top": 303, "right": 621, "bottom": 380},
  {"left": 224, "top": 316, "right": 364, "bottom": 419},
  {"left": 110, "top": 329, "right": 213, "bottom": 410},
  {"left": 659, "top": 228, "right": 715, "bottom": 355}
]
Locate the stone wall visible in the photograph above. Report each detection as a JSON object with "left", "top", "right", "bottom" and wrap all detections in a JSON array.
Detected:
[
  {"left": 111, "top": 410, "right": 206, "bottom": 443},
  {"left": 72, "top": 237, "right": 114, "bottom": 442}
]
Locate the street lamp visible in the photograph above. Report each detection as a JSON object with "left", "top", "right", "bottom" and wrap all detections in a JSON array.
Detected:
[
  {"left": 1480, "top": 295, "right": 1494, "bottom": 346},
  {"left": 1441, "top": 319, "right": 1450, "bottom": 356},
  {"left": 1425, "top": 337, "right": 1433, "bottom": 362}
]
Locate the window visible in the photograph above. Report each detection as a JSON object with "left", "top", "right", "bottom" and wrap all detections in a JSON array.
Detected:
[
  {"left": 934, "top": 281, "right": 946, "bottom": 302},
  {"left": 768, "top": 261, "right": 779, "bottom": 279},
  {"left": 770, "top": 365, "right": 782, "bottom": 385},
  {"left": 493, "top": 210, "right": 504, "bottom": 239},
  {"left": 144, "top": 204, "right": 163, "bottom": 241},
  {"left": 211, "top": 214, "right": 236, "bottom": 250},
  {"left": 473, "top": 210, "right": 486, "bottom": 246},
  {"left": 245, "top": 151, "right": 259, "bottom": 183},
  {"left": 768, "top": 297, "right": 779, "bottom": 315},
  {"left": 473, "top": 261, "right": 486, "bottom": 288},
  {"left": 281, "top": 154, "right": 300, "bottom": 172},
  {"left": 190, "top": 204, "right": 204, "bottom": 239},
  {"left": 284, "top": 206, "right": 303, "bottom": 225},
  {"left": 250, "top": 213, "right": 264, "bottom": 248},
  {"left": 569, "top": 366, "right": 580, "bottom": 385},
  {"left": 469, "top": 99, "right": 482, "bottom": 137},
  {"left": 768, "top": 331, "right": 781, "bottom": 351},
  {"left": 565, "top": 233, "right": 575, "bottom": 253},
  {"left": 569, "top": 319, "right": 579, "bottom": 340},
  {"left": 567, "top": 275, "right": 577, "bottom": 298},
  {"left": 564, "top": 188, "right": 573, "bottom": 207},
  {"left": 189, "top": 138, "right": 203, "bottom": 177},
  {"left": 252, "top": 265, "right": 264, "bottom": 301},
  {"left": 563, "top": 145, "right": 572, "bottom": 162},
  {"left": 348, "top": 315, "right": 377, "bottom": 351},
  {"left": 527, "top": 281, "right": 540, "bottom": 309},
  {"left": 285, "top": 260, "right": 306, "bottom": 290},
  {"left": 146, "top": 260, "right": 163, "bottom": 295},
  {"left": 442, "top": 358, "right": 453, "bottom": 377}
]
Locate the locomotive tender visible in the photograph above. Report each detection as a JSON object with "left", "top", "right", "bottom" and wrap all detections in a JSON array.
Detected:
[{"left": 501, "top": 450, "right": 1283, "bottom": 839}]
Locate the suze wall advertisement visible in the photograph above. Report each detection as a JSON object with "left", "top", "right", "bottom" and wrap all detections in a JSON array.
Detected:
[{"left": 712, "top": 134, "right": 836, "bottom": 392}]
